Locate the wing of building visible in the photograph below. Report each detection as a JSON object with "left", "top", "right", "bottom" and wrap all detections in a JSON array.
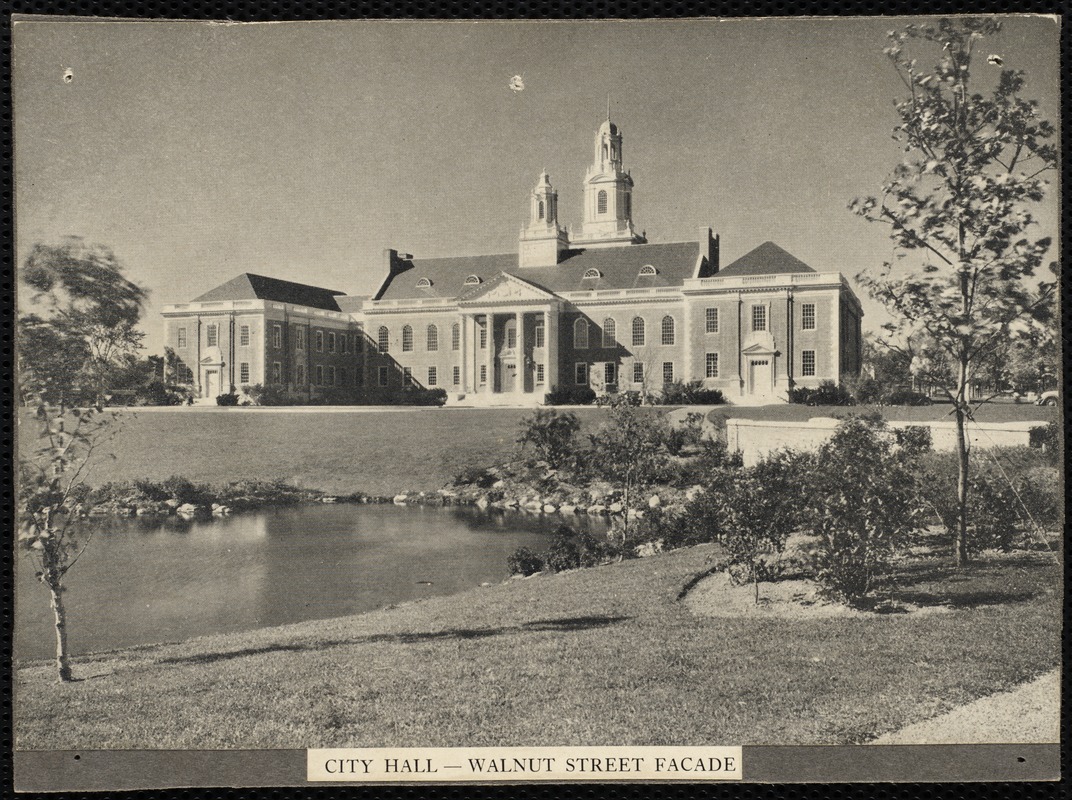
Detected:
[{"left": 162, "top": 116, "right": 862, "bottom": 405}]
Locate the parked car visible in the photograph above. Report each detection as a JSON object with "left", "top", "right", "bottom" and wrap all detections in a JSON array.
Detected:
[{"left": 1037, "top": 390, "right": 1059, "bottom": 406}]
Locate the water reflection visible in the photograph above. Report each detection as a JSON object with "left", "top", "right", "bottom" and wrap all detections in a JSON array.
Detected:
[{"left": 14, "top": 504, "right": 607, "bottom": 661}]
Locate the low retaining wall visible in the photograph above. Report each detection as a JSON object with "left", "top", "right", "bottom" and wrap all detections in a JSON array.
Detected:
[{"left": 726, "top": 417, "right": 1042, "bottom": 467}]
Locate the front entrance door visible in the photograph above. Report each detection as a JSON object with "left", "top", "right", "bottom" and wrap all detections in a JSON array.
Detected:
[
  {"left": 498, "top": 319, "right": 518, "bottom": 393},
  {"left": 747, "top": 359, "right": 772, "bottom": 400},
  {"left": 204, "top": 369, "right": 219, "bottom": 399}
]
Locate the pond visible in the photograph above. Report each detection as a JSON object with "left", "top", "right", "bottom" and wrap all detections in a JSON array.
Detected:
[{"left": 14, "top": 504, "right": 609, "bottom": 661}]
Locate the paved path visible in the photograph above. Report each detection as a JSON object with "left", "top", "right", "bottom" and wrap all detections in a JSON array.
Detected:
[{"left": 871, "top": 670, "right": 1060, "bottom": 744}]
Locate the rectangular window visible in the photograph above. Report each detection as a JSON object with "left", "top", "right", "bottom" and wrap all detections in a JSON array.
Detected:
[
  {"left": 801, "top": 303, "right": 816, "bottom": 330},
  {"left": 705, "top": 352, "right": 719, "bottom": 378},
  {"left": 295, "top": 327, "right": 306, "bottom": 350},
  {"left": 633, "top": 362, "right": 644, "bottom": 384},
  {"left": 662, "top": 361, "right": 674, "bottom": 385},
  {"left": 575, "top": 362, "right": 588, "bottom": 385},
  {"left": 535, "top": 323, "right": 545, "bottom": 348},
  {"left": 315, "top": 330, "right": 324, "bottom": 352},
  {"left": 315, "top": 365, "right": 324, "bottom": 385},
  {"left": 339, "top": 367, "right": 346, "bottom": 385},
  {"left": 296, "top": 364, "right": 305, "bottom": 386},
  {"left": 802, "top": 350, "right": 816, "bottom": 377},
  {"left": 452, "top": 366, "right": 460, "bottom": 386},
  {"left": 207, "top": 324, "right": 218, "bottom": 348},
  {"left": 751, "top": 305, "right": 767, "bottom": 332},
  {"left": 705, "top": 307, "right": 719, "bottom": 333},
  {"left": 479, "top": 323, "right": 487, "bottom": 350},
  {"left": 328, "top": 332, "right": 336, "bottom": 353},
  {"left": 480, "top": 364, "right": 487, "bottom": 384},
  {"left": 403, "top": 367, "right": 413, "bottom": 386},
  {"left": 378, "top": 366, "right": 388, "bottom": 387},
  {"left": 354, "top": 332, "right": 363, "bottom": 353},
  {"left": 536, "top": 364, "right": 545, "bottom": 384},
  {"left": 507, "top": 327, "right": 517, "bottom": 349},
  {"left": 239, "top": 362, "right": 250, "bottom": 384},
  {"left": 177, "top": 327, "right": 187, "bottom": 348},
  {"left": 272, "top": 325, "right": 282, "bottom": 349},
  {"left": 328, "top": 366, "right": 336, "bottom": 386},
  {"left": 239, "top": 325, "right": 250, "bottom": 346},
  {"left": 341, "top": 334, "right": 348, "bottom": 354},
  {"left": 272, "top": 362, "right": 282, "bottom": 383},
  {"left": 428, "top": 366, "right": 438, "bottom": 387},
  {"left": 604, "top": 362, "right": 616, "bottom": 386}
]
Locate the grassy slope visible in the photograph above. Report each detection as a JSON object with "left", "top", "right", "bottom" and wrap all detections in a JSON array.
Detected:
[
  {"left": 15, "top": 546, "right": 1060, "bottom": 749},
  {"left": 706, "top": 403, "right": 1057, "bottom": 424}
]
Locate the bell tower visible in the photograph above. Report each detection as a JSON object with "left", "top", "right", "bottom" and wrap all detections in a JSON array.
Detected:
[
  {"left": 518, "top": 171, "right": 569, "bottom": 268},
  {"left": 573, "top": 115, "right": 645, "bottom": 248}
]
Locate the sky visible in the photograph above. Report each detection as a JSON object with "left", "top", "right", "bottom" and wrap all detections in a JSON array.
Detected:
[{"left": 14, "top": 16, "right": 1061, "bottom": 354}]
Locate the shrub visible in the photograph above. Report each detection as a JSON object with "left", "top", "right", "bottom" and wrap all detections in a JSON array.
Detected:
[
  {"left": 452, "top": 466, "right": 498, "bottom": 488},
  {"left": 788, "top": 380, "right": 854, "bottom": 406},
  {"left": 396, "top": 387, "right": 448, "bottom": 406},
  {"left": 1029, "top": 419, "right": 1060, "bottom": 461},
  {"left": 137, "top": 380, "right": 184, "bottom": 406},
  {"left": 665, "top": 412, "right": 706, "bottom": 456},
  {"left": 160, "top": 475, "right": 214, "bottom": 506},
  {"left": 216, "top": 392, "right": 240, "bottom": 406},
  {"left": 545, "top": 386, "right": 596, "bottom": 406},
  {"left": 893, "top": 425, "right": 932, "bottom": 459},
  {"left": 517, "top": 409, "right": 581, "bottom": 469},
  {"left": 660, "top": 380, "right": 725, "bottom": 405},
  {"left": 883, "top": 388, "right": 932, "bottom": 406},
  {"left": 507, "top": 547, "right": 544, "bottom": 576},
  {"left": 243, "top": 383, "right": 291, "bottom": 406},
  {"left": 543, "top": 526, "right": 583, "bottom": 572},
  {"left": 849, "top": 376, "right": 886, "bottom": 405}
]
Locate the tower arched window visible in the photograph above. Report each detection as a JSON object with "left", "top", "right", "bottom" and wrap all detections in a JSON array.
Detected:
[
  {"left": 573, "top": 317, "right": 589, "bottom": 350},
  {"left": 597, "top": 190, "right": 608, "bottom": 215},
  {"left": 661, "top": 316, "right": 676, "bottom": 346},
  {"left": 602, "top": 318, "right": 616, "bottom": 348},
  {"left": 538, "top": 201, "right": 545, "bottom": 220},
  {"left": 427, "top": 324, "right": 438, "bottom": 352},
  {"left": 632, "top": 317, "right": 646, "bottom": 346},
  {"left": 377, "top": 326, "right": 390, "bottom": 354},
  {"left": 602, "top": 143, "right": 609, "bottom": 160},
  {"left": 402, "top": 325, "right": 413, "bottom": 352}
]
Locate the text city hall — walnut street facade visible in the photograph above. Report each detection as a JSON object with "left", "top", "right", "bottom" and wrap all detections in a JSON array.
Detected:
[{"left": 161, "top": 117, "right": 864, "bottom": 405}]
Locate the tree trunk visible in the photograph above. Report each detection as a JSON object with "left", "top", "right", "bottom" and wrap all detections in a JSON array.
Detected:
[
  {"left": 954, "top": 362, "right": 970, "bottom": 567},
  {"left": 753, "top": 553, "right": 760, "bottom": 606},
  {"left": 48, "top": 580, "right": 73, "bottom": 682}
]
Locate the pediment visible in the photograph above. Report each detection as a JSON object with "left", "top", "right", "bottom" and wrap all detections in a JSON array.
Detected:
[
  {"left": 459, "top": 271, "right": 556, "bottom": 305},
  {"left": 741, "top": 342, "right": 779, "bottom": 356}
]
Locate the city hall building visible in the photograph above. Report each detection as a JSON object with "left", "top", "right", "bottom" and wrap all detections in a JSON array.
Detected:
[{"left": 162, "top": 117, "right": 863, "bottom": 405}]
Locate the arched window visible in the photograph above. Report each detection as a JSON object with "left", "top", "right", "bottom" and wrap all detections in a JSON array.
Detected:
[
  {"left": 639, "top": 264, "right": 657, "bottom": 277},
  {"left": 427, "top": 324, "right": 438, "bottom": 352},
  {"left": 464, "top": 275, "right": 481, "bottom": 286},
  {"left": 415, "top": 277, "right": 432, "bottom": 288},
  {"left": 537, "top": 201, "right": 545, "bottom": 220},
  {"left": 583, "top": 268, "right": 602, "bottom": 280},
  {"left": 602, "top": 318, "right": 616, "bottom": 348},
  {"left": 632, "top": 317, "right": 645, "bottom": 346},
  {"left": 451, "top": 322, "right": 460, "bottom": 351},
  {"left": 377, "top": 326, "right": 390, "bottom": 353},
  {"left": 661, "top": 316, "right": 675, "bottom": 346},
  {"left": 602, "top": 144, "right": 609, "bottom": 160},
  {"left": 573, "top": 317, "right": 589, "bottom": 350},
  {"left": 402, "top": 325, "right": 413, "bottom": 352},
  {"left": 597, "top": 190, "right": 608, "bottom": 215}
]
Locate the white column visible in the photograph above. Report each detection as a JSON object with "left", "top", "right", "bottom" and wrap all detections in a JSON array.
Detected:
[
  {"left": 515, "top": 308, "right": 525, "bottom": 396},
  {"left": 485, "top": 313, "right": 495, "bottom": 394},
  {"left": 459, "top": 313, "right": 468, "bottom": 394},
  {"left": 545, "top": 306, "right": 559, "bottom": 394}
]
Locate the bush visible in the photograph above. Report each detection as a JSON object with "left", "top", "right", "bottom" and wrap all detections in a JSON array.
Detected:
[
  {"left": 850, "top": 376, "right": 886, "bottom": 405},
  {"left": 664, "top": 412, "right": 706, "bottom": 456},
  {"left": 517, "top": 409, "right": 581, "bottom": 469},
  {"left": 243, "top": 383, "right": 292, "bottom": 406},
  {"left": 137, "top": 380, "right": 184, "bottom": 406},
  {"left": 545, "top": 386, "right": 597, "bottom": 406},
  {"left": 395, "top": 387, "right": 448, "bottom": 406},
  {"left": 893, "top": 425, "right": 932, "bottom": 459},
  {"left": 452, "top": 466, "right": 498, "bottom": 488},
  {"left": 541, "top": 524, "right": 614, "bottom": 572},
  {"left": 160, "top": 475, "right": 214, "bottom": 506},
  {"left": 788, "top": 380, "right": 855, "bottom": 406},
  {"left": 216, "top": 392, "right": 240, "bottom": 406},
  {"left": 659, "top": 380, "right": 725, "bottom": 405},
  {"left": 1029, "top": 419, "right": 1060, "bottom": 461},
  {"left": 883, "top": 388, "right": 932, "bottom": 406},
  {"left": 507, "top": 547, "right": 544, "bottom": 576}
]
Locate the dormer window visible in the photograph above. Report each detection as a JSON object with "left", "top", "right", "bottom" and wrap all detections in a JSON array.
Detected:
[
  {"left": 415, "top": 277, "right": 432, "bottom": 289},
  {"left": 464, "top": 275, "right": 482, "bottom": 286},
  {"left": 639, "top": 265, "right": 657, "bottom": 276},
  {"left": 583, "top": 268, "right": 602, "bottom": 280}
]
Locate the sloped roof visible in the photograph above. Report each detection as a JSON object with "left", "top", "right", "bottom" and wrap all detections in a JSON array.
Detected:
[
  {"left": 375, "top": 241, "right": 702, "bottom": 301},
  {"left": 716, "top": 241, "right": 816, "bottom": 277},
  {"left": 193, "top": 273, "right": 346, "bottom": 311},
  {"left": 336, "top": 295, "right": 368, "bottom": 314}
]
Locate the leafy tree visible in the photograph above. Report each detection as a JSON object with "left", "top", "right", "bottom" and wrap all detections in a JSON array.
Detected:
[
  {"left": 516, "top": 408, "right": 582, "bottom": 469},
  {"left": 851, "top": 18, "right": 1057, "bottom": 565}
]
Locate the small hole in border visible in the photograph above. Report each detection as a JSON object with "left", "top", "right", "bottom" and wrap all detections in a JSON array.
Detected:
[
  {"left": 1017, "top": 757, "right": 1026, "bottom": 763},
  {"left": 73, "top": 754, "right": 81, "bottom": 761}
]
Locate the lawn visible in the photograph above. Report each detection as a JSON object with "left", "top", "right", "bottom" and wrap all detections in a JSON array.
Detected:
[
  {"left": 707, "top": 402, "right": 1057, "bottom": 424},
  {"left": 14, "top": 544, "right": 1060, "bottom": 749}
]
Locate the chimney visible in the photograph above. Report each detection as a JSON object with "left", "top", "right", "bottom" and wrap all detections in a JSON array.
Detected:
[{"left": 698, "top": 227, "right": 719, "bottom": 275}]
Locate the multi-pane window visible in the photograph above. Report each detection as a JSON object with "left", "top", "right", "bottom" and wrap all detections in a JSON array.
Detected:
[
  {"left": 801, "top": 350, "right": 817, "bottom": 376},
  {"left": 662, "top": 362, "right": 674, "bottom": 385},
  {"left": 207, "top": 324, "right": 219, "bottom": 347},
  {"left": 378, "top": 326, "right": 389, "bottom": 353},
  {"left": 239, "top": 325, "right": 250, "bottom": 346},
  {"left": 705, "top": 352, "right": 719, "bottom": 378},
  {"left": 427, "top": 325, "right": 439, "bottom": 351},
  {"left": 402, "top": 326, "right": 413, "bottom": 352},
  {"left": 328, "top": 366, "right": 336, "bottom": 386},
  {"left": 661, "top": 316, "right": 675, "bottom": 345},
  {"left": 451, "top": 323, "right": 460, "bottom": 351},
  {"left": 272, "top": 325, "right": 282, "bottom": 349},
  {"left": 751, "top": 305, "right": 767, "bottom": 332},
  {"left": 573, "top": 318, "right": 589, "bottom": 349},
  {"left": 428, "top": 366, "right": 438, "bottom": 386},
  {"left": 272, "top": 362, "right": 282, "bottom": 383},
  {"left": 177, "top": 327, "right": 187, "bottom": 348},
  {"left": 296, "top": 364, "right": 305, "bottom": 385},
  {"left": 604, "top": 362, "right": 616, "bottom": 385},
  {"left": 597, "top": 190, "right": 608, "bottom": 214},
  {"left": 536, "top": 364, "right": 545, "bottom": 384},
  {"left": 295, "top": 327, "right": 306, "bottom": 350},
  {"left": 378, "top": 366, "right": 389, "bottom": 386},
  {"left": 507, "top": 326, "right": 517, "bottom": 349},
  {"left": 535, "top": 322, "right": 545, "bottom": 348},
  {"left": 239, "top": 362, "right": 250, "bottom": 384},
  {"left": 575, "top": 362, "right": 588, "bottom": 385},
  {"left": 452, "top": 366, "right": 461, "bottom": 386},
  {"left": 633, "top": 362, "right": 644, "bottom": 384},
  {"left": 801, "top": 303, "right": 816, "bottom": 330},
  {"left": 353, "top": 331, "right": 363, "bottom": 353},
  {"left": 479, "top": 322, "right": 488, "bottom": 350},
  {"left": 602, "top": 318, "right": 616, "bottom": 348},
  {"left": 403, "top": 366, "right": 413, "bottom": 386},
  {"left": 315, "top": 331, "right": 324, "bottom": 352},
  {"left": 479, "top": 364, "right": 487, "bottom": 384},
  {"left": 328, "top": 333, "right": 336, "bottom": 353},
  {"left": 632, "top": 317, "right": 645, "bottom": 346},
  {"left": 705, "top": 308, "right": 719, "bottom": 333},
  {"left": 315, "top": 365, "right": 324, "bottom": 385}
]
